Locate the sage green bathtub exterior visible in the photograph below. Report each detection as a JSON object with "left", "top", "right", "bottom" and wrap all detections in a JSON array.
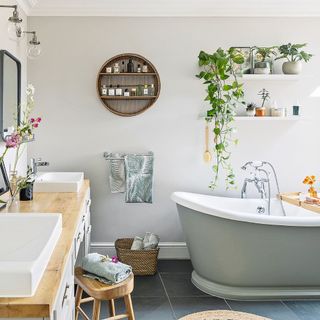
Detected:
[{"left": 177, "top": 204, "right": 320, "bottom": 300}]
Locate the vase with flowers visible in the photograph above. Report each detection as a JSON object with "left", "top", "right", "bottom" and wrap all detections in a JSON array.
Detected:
[
  {"left": 303, "top": 175, "right": 317, "bottom": 198},
  {"left": 0, "top": 84, "right": 42, "bottom": 206}
]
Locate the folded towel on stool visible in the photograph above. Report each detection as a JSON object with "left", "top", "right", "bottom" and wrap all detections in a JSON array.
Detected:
[{"left": 82, "top": 253, "right": 132, "bottom": 284}]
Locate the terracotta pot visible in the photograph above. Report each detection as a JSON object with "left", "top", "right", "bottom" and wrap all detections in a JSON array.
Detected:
[
  {"left": 282, "top": 61, "right": 302, "bottom": 74},
  {"left": 255, "top": 107, "right": 265, "bottom": 117}
]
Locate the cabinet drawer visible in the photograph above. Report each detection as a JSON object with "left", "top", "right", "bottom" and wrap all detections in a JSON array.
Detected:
[{"left": 53, "top": 254, "right": 74, "bottom": 320}]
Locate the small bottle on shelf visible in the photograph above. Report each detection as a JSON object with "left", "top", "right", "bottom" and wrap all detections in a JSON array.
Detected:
[
  {"left": 124, "top": 88, "right": 130, "bottom": 97},
  {"left": 127, "top": 59, "right": 134, "bottom": 73},
  {"left": 137, "top": 64, "right": 142, "bottom": 73},
  {"left": 108, "top": 85, "right": 115, "bottom": 96},
  {"left": 106, "top": 66, "right": 112, "bottom": 73},
  {"left": 114, "top": 63, "right": 120, "bottom": 73},
  {"left": 142, "top": 62, "right": 148, "bottom": 73},
  {"left": 131, "top": 88, "right": 137, "bottom": 96},
  {"left": 137, "top": 85, "right": 143, "bottom": 96},
  {"left": 149, "top": 84, "right": 155, "bottom": 96},
  {"left": 115, "top": 85, "right": 123, "bottom": 96},
  {"left": 143, "top": 84, "right": 149, "bottom": 96},
  {"left": 101, "top": 84, "right": 108, "bottom": 96},
  {"left": 121, "top": 61, "right": 125, "bottom": 73}
]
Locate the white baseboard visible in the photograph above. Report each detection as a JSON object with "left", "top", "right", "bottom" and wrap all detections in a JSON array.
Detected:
[{"left": 90, "top": 242, "right": 190, "bottom": 259}]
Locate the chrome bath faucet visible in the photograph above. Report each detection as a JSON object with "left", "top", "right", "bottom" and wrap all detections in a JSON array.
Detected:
[{"left": 30, "top": 157, "right": 49, "bottom": 175}]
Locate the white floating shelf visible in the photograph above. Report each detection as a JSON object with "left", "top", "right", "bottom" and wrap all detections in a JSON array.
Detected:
[
  {"left": 234, "top": 116, "right": 303, "bottom": 121},
  {"left": 240, "top": 74, "right": 300, "bottom": 81}
]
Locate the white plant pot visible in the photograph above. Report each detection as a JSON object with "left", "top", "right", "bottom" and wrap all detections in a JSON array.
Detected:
[
  {"left": 282, "top": 61, "right": 302, "bottom": 75},
  {"left": 246, "top": 109, "right": 256, "bottom": 117}
]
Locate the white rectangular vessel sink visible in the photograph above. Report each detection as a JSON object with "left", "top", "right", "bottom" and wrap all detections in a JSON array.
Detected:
[
  {"left": 34, "top": 172, "right": 84, "bottom": 192},
  {"left": 0, "top": 213, "right": 62, "bottom": 297}
]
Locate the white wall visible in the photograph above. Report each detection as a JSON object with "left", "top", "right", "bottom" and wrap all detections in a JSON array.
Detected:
[
  {"left": 28, "top": 17, "right": 320, "bottom": 246},
  {"left": 0, "top": 1, "right": 27, "bottom": 175}
]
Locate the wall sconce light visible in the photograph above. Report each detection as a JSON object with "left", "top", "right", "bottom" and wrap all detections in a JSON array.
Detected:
[
  {"left": 23, "top": 31, "right": 41, "bottom": 59},
  {"left": 0, "top": 5, "right": 23, "bottom": 40}
]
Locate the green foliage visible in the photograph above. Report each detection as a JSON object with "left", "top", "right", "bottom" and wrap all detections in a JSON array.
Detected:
[
  {"left": 246, "top": 102, "right": 257, "bottom": 111},
  {"left": 197, "top": 48, "right": 244, "bottom": 190},
  {"left": 258, "top": 89, "right": 270, "bottom": 107},
  {"left": 276, "top": 43, "right": 313, "bottom": 62},
  {"left": 253, "top": 46, "right": 277, "bottom": 62}
]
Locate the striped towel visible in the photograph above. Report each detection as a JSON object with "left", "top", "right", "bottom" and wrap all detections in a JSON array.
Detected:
[{"left": 109, "top": 153, "right": 125, "bottom": 193}]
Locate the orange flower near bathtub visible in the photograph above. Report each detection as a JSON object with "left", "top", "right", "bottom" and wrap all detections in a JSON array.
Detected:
[{"left": 303, "top": 175, "right": 317, "bottom": 198}]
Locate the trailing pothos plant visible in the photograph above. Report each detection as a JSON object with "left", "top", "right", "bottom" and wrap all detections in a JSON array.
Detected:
[{"left": 197, "top": 48, "right": 245, "bottom": 189}]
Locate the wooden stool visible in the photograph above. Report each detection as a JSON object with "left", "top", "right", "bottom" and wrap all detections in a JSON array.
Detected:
[{"left": 74, "top": 267, "right": 135, "bottom": 320}]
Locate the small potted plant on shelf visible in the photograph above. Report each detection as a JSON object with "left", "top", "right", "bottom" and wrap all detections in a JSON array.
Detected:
[
  {"left": 246, "top": 102, "right": 256, "bottom": 116},
  {"left": 256, "top": 88, "right": 270, "bottom": 116},
  {"left": 253, "top": 46, "right": 277, "bottom": 74},
  {"left": 276, "top": 43, "right": 312, "bottom": 74}
]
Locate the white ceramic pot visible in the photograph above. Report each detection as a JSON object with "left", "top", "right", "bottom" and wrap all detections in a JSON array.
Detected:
[
  {"left": 246, "top": 109, "right": 256, "bottom": 117},
  {"left": 282, "top": 61, "right": 302, "bottom": 74}
]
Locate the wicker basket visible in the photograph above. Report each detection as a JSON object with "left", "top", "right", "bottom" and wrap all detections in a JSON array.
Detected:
[{"left": 115, "top": 238, "right": 159, "bottom": 275}]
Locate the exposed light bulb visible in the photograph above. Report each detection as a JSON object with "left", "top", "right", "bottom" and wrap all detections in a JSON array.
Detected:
[
  {"left": 27, "top": 44, "right": 41, "bottom": 59},
  {"left": 7, "top": 22, "right": 24, "bottom": 41}
]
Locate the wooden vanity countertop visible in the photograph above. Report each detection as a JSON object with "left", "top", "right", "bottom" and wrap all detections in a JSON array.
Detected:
[{"left": 0, "top": 180, "right": 90, "bottom": 318}]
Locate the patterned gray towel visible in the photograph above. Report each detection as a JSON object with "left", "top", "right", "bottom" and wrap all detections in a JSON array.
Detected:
[
  {"left": 109, "top": 153, "right": 125, "bottom": 193},
  {"left": 124, "top": 153, "right": 154, "bottom": 203}
]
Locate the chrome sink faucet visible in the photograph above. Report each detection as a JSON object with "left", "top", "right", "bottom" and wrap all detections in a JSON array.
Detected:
[
  {"left": 30, "top": 158, "right": 49, "bottom": 175},
  {"left": 241, "top": 161, "right": 286, "bottom": 216}
]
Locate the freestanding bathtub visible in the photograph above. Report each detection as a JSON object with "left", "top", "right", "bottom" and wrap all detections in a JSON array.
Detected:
[{"left": 172, "top": 192, "right": 320, "bottom": 300}]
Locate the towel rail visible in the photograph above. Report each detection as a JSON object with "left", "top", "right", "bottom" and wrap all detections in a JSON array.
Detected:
[{"left": 103, "top": 152, "right": 153, "bottom": 160}]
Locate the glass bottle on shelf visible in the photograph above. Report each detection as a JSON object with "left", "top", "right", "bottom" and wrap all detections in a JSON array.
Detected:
[
  {"left": 142, "top": 62, "right": 148, "bottom": 73},
  {"left": 114, "top": 63, "right": 120, "bottom": 73},
  {"left": 124, "top": 88, "right": 130, "bottom": 97},
  {"left": 101, "top": 84, "right": 108, "bottom": 96},
  {"left": 149, "top": 84, "right": 155, "bottom": 96},
  {"left": 108, "top": 85, "right": 115, "bottom": 96},
  {"left": 121, "top": 61, "right": 125, "bottom": 73},
  {"left": 137, "top": 64, "right": 142, "bottom": 73},
  {"left": 143, "top": 84, "right": 149, "bottom": 96},
  {"left": 127, "top": 59, "right": 134, "bottom": 73},
  {"left": 137, "top": 85, "right": 143, "bottom": 96},
  {"left": 131, "top": 88, "right": 137, "bottom": 96},
  {"left": 116, "top": 85, "right": 123, "bottom": 96}
]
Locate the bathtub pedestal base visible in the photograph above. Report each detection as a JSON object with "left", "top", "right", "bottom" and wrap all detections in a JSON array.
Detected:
[{"left": 192, "top": 271, "right": 320, "bottom": 300}]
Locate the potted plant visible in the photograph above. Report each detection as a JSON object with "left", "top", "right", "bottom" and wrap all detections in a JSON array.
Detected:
[
  {"left": 246, "top": 103, "right": 256, "bottom": 116},
  {"left": 197, "top": 48, "right": 245, "bottom": 189},
  {"left": 256, "top": 88, "right": 270, "bottom": 116},
  {"left": 276, "top": 43, "right": 312, "bottom": 74},
  {"left": 253, "top": 46, "right": 277, "bottom": 74},
  {"left": 18, "top": 167, "right": 34, "bottom": 201}
]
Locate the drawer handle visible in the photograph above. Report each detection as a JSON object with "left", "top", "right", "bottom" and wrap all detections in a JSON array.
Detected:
[
  {"left": 77, "top": 232, "right": 82, "bottom": 241},
  {"left": 62, "top": 284, "right": 70, "bottom": 308},
  {"left": 86, "top": 199, "right": 91, "bottom": 207},
  {"left": 82, "top": 214, "right": 86, "bottom": 223},
  {"left": 87, "top": 225, "right": 92, "bottom": 234}
]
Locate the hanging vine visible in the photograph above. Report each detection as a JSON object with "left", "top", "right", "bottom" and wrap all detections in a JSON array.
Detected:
[{"left": 197, "top": 48, "right": 245, "bottom": 189}]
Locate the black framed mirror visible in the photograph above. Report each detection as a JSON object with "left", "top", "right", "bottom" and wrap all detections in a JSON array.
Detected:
[
  {"left": 0, "top": 50, "right": 21, "bottom": 141},
  {"left": 0, "top": 161, "right": 10, "bottom": 208}
]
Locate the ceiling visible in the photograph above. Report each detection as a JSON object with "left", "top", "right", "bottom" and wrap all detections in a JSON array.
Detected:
[{"left": 17, "top": 0, "right": 320, "bottom": 17}]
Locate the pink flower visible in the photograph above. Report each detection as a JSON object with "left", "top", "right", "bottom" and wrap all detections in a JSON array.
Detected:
[
  {"left": 32, "top": 123, "right": 39, "bottom": 128},
  {"left": 30, "top": 118, "right": 35, "bottom": 123},
  {"left": 5, "top": 133, "right": 21, "bottom": 148},
  {"left": 111, "top": 256, "right": 119, "bottom": 263},
  {"left": 36, "top": 117, "right": 42, "bottom": 123}
]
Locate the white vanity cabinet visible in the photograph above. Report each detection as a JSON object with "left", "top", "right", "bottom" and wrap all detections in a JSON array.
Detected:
[{"left": 51, "top": 192, "right": 91, "bottom": 320}]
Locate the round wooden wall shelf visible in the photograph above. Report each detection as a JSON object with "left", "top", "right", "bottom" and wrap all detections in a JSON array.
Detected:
[{"left": 97, "top": 53, "right": 161, "bottom": 117}]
